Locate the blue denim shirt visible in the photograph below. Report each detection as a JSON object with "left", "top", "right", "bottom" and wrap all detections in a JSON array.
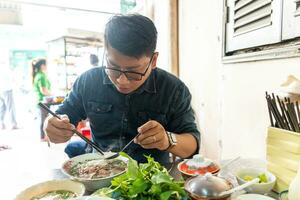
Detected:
[{"left": 56, "top": 67, "right": 200, "bottom": 165}]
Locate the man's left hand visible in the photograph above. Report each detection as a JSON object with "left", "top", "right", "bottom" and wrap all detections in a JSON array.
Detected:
[{"left": 134, "top": 120, "right": 169, "bottom": 151}]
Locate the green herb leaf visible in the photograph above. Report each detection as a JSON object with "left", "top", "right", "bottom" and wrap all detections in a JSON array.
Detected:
[
  {"left": 120, "top": 152, "right": 140, "bottom": 179},
  {"left": 128, "top": 177, "right": 149, "bottom": 195},
  {"left": 160, "top": 191, "right": 173, "bottom": 200},
  {"left": 151, "top": 172, "right": 173, "bottom": 184},
  {"left": 150, "top": 184, "right": 162, "bottom": 194}
]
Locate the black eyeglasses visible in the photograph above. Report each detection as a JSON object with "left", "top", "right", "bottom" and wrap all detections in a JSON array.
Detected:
[{"left": 105, "top": 54, "right": 154, "bottom": 81}]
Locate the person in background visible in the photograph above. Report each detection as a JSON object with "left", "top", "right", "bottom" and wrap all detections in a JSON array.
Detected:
[
  {"left": 44, "top": 14, "right": 200, "bottom": 165},
  {"left": 31, "top": 58, "right": 51, "bottom": 141},
  {"left": 90, "top": 54, "right": 99, "bottom": 67},
  {"left": 0, "top": 63, "right": 18, "bottom": 130}
]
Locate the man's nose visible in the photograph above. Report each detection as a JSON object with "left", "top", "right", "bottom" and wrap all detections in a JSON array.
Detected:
[{"left": 116, "top": 73, "right": 130, "bottom": 84}]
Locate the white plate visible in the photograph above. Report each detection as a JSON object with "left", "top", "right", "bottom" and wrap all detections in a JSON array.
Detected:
[{"left": 236, "top": 194, "right": 276, "bottom": 200}]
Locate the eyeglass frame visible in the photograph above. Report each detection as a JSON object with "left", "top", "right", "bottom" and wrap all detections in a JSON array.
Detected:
[{"left": 104, "top": 53, "right": 155, "bottom": 81}]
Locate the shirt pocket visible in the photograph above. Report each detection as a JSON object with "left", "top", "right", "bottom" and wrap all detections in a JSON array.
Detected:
[
  {"left": 88, "top": 101, "right": 112, "bottom": 114},
  {"left": 87, "top": 101, "right": 114, "bottom": 132},
  {"left": 137, "top": 111, "right": 167, "bottom": 128}
]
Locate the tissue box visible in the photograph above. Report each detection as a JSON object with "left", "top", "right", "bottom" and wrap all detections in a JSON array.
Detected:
[{"left": 266, "top": 127, "right": 300, "bottom": 193}]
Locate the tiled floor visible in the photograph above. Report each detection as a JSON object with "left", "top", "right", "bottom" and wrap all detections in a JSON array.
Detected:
[{"left": 0, "top": 120, "right": 69, "bottom": 199}]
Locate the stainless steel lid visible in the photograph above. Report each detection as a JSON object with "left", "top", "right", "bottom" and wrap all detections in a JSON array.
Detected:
[{"left": 184, "top": 173, "right": 232, "bottom": 198}]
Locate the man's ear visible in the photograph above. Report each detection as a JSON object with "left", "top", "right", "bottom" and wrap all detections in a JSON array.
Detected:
[{"left": 151, "top": 52, "right": 159, "bottom": 69}]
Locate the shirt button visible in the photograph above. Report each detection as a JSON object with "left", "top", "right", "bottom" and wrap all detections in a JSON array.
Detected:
[
  {"left": 122, "top": 136, "right": 126, "bottom": 139},
  {"left": 124, "top": 118, "right": 128, "bottom": 122}
]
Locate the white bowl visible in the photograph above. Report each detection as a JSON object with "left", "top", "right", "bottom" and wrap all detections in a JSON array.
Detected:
[
  {"left": 236, "top": 194, "right": 276, "bottom": 200},
  {"left": 177, "top": 159, "right": 220, "bottom": 179},
  {"left": 61, "top": 153, "right": 127, "bottom": 192},
  {"left": 14, "top": 179, "right": 85, "bottom": 200},
  {"left": 236, "top": 168, "right": 276, "bottom": 194}
]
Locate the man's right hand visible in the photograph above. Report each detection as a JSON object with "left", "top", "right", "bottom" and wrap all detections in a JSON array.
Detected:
[{"left": 44, "top": 114, "right": 75, "bottom": 143}]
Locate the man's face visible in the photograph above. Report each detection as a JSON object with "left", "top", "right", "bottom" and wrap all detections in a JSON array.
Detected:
[{"left": 105, "top": 45, "right": 158, "bottom": 94}]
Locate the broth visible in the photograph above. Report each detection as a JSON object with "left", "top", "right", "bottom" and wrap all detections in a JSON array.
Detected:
[{"left": 31, "top": 190, "right": 76, "bottom": 200}]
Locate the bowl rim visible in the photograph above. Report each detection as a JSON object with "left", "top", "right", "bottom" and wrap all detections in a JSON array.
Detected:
[
  {"left": 177, "top": 159, "right": 220, "bottom": 176},
  {"left": 61, "top": 153, "right": 128, "bottom": 181},
  {"left": 236, "top": 193, "right": 276, "bottom": 200},
  {"left": 14, "top": 179, "right": 85, "bottom": 200},
  {"left": 235, "top": 168, "right": 276, "bottom": 185}
]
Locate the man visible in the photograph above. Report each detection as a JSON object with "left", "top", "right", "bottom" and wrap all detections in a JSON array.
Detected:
[{"left": 44, "top": 14, "right": 200, "bottom": 164}]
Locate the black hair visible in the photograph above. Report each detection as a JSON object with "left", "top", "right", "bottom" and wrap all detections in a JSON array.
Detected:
[
  {"left": 90, "top": 54, "right": 99, "bottom": 66},
  {"left": 104, "top": 14, "right": 157, "bottom": 58},
  {"left": 31, "top": 58, "right": 46, "bottom": 84}
]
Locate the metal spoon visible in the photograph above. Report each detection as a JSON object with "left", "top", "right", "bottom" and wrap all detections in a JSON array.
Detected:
[
  {"left": 120, "top": 132, "right": 141, "bottom": 152},
  {"left": 218, "top": 178, "right": 259, "bottom": 197},
  {"left": 38, "top": 102, "right": 119, "bottom": 159}
]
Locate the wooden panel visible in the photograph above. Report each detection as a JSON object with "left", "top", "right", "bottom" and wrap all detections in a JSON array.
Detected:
[
  {"left": 170, "top": 0, "right": 179, "bottom": 77},
  {"left": 267, "top": 153, "right": 299, "bottom": 172},
  {"left": 266, "top": 127, "right": 300, "bottom": 193}
]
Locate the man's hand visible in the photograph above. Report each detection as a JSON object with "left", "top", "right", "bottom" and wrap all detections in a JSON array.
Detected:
[
  {"left": 44, "top": 114, "right": 74, "bottom": 143},
  {"left": 134, "top": 120, "right": 169, "bottom": 151}
]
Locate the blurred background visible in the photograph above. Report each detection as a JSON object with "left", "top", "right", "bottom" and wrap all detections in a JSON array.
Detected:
[{"left": 1, "top": 0, "right": 300, "bottom": 164}]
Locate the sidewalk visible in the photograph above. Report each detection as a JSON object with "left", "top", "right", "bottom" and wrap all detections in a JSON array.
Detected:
[{"left": 0, "top": 123, "right": 68, "bottom": 199}]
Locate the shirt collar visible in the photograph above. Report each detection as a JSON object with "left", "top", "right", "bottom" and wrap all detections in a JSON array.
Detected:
[
  {"left": 140, "top": 70, "right": 157, "bottom": 94},
  {"left": 102, "top": 67, "right": 157, "bottom": 94}
]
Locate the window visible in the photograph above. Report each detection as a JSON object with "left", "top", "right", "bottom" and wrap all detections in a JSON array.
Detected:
[
  {"left": 282, "top": 0, "right": 300, "bottom": 40},
  {"left": 225, "top": 0, "right": 300, "bottom": 55},
  {"left": 225, "top": 0, "right": 282, "bottom": 52}
]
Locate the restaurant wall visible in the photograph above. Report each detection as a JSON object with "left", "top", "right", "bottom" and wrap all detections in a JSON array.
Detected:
[{"left": 178, "top": 0, "right": 300, "bottom": 160}]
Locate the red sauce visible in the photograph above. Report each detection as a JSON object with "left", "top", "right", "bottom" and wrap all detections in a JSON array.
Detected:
[{"left": 179, "top": 162, "right": 220, "bottom": 175}]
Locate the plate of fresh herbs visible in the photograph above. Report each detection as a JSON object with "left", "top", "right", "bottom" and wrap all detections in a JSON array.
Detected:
[{"left": 92, "top": 152, "right": 189, "bottom": 200}]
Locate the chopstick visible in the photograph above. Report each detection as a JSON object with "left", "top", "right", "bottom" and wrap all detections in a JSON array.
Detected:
[
  {"left": 272, "top": 93, "right": 287, "bottom": 129},
  {"left": 266, "top": 92, "right": 274, "bottom": 127},
  {"left": 280, "top": 100, "right": 292, "bottom": 131},
  {"left": 286, "top": 99, "right": 300, "bottom": 132},
  {"left": 276, "top": 95, "right": 290, "bottom": 130},
  {"left": 38, "top": 102, "right": 105, "bottom": 155},
  {"left": 266, "top": 92, "right": 300, "bottom": 132},
  {"left": 296, "top": 101, "right": 300, "bottom": 127},
  {"left": 266, "top": 94, "right": 285, "bottom": 129}
]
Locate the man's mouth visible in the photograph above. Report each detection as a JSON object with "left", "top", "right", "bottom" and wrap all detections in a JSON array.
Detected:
[{"left": 117, "top": 86, "right": 131, "bottom": 93}]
